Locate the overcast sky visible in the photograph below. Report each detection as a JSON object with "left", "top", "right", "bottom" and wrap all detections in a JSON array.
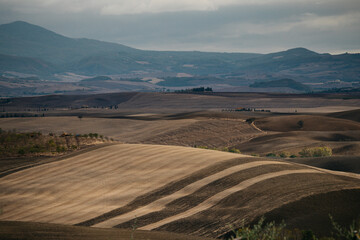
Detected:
[{"left": 0, "top": 0, "right": 359, "bottom": 54}]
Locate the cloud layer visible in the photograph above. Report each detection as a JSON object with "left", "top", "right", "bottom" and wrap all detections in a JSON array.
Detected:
[{"left": 0, "top": 0, "right": 359, "bottom": 53}]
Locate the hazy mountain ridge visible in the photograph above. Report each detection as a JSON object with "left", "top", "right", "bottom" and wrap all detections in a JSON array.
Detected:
[
  {"left": 0, "top": 21, "right": 359, "bottom": 96},
  {"left": 249, "top": 79, "right": 312, "bottom": 92}
]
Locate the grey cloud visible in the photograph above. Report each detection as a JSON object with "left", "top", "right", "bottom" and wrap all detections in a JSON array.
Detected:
[{"left": 0, "top": 0, "right": 359, "bottom": 53}]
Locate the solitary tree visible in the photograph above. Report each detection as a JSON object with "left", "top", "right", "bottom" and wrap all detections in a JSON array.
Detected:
[{"left": 297, "top": 120, "right": 304, "bottom": 129}]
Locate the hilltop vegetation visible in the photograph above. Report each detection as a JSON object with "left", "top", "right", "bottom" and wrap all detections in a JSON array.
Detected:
[{"left": 0, "top": 128, "right": 109, "bottom": 158}]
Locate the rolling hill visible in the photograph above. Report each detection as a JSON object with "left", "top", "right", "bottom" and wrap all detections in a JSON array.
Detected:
[
  {"left": 1, "top": 144, "right": 359, "bottom": 238},
  {"left": 0, "top": 21, "right": 359, "bottom": 94},
  {"left": 0, "top": 54, "right": 55, "bottom": 76},
  {"left": 0, "top": 21, "right": 136, "bottom": 65},
  {"left": 249, "top": 79, "right": 311, "bottom": 92}
]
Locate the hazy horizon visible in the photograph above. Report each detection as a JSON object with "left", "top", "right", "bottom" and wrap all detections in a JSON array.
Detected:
[{"left": 0, "top": 0, "right": 359, "bottom": 54}]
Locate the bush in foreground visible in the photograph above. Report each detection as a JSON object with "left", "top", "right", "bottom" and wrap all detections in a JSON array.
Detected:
[
  {"left": 227, "top": 216, "right": 360, "bottom": 240},
  {"left": 229, "top": 217, "right": 286, "bottom": 240}
]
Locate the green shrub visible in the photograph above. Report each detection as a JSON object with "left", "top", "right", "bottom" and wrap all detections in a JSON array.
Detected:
[
  {"left": 229, "top": 217, "right": 286, "bottom": 240},
  {"left": 299, "top": 147, "right": 332, "bottom": 157},
  {"left": 297, "top": 120, "right": 304, "bottom": 129},
  {"left": 47, "top": 139, "right": 56, "bottom": 148},
  {"left": 329, "top": 215, "right": 360, "bottom": 240},
  {"left": 56, "top": 146, "right": 67, "bottom": 153},
  {"left": 246, "top": 118, "right": 256, "bottom": 124},
  {"left": 279, "top": 152, "right": 290, "bottom": 158},
  {"left": 18, "top": 148, "right": 26, "bottom": 155},
  {"left": 302, "top": 230, "right": 318, "bottom": 240},
  {"left": 197, "top": 146, "right": 209, "bottom": 149},
  {"left": 228, "top": 148, "right": 241, "bottom": 154},
  {"left": 226, "top": 216, "right": 359, "bottom": 240},
  {"left": 266, "top": 153, "right": 277, "bottom": 157}
]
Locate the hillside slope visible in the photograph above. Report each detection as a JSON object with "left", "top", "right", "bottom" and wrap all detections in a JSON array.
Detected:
[
  {"left": 1, "top": 144, "right": 359, "bottom": 238},
  {"left": 0, "top": 21, "right": 359, "bottom": 86},
  {"left": 0, "top": 21, "right": 136, "bottom": 65}
]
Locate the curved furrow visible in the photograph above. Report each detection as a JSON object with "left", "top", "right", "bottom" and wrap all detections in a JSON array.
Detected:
[
  {"left": 0, "top": 146, "right": 140, "bottom": 218},
  {"left": 1, "top": 147, "right": 132, "bottom": 194},
  {"left": 26, "top": 146, "right": 201, "bottom": 223},
  {"left": 1, "top": 146, "right": 193, "bottom": 221},
  {"left": 173, "top": 174, "right": 360, "bottom": 237},
  {"left": 1, "top": 145, "right": 127, "bottom": 184},
  {"left": 113, "top": 164, "right": 303, "bottom": 229},
  {"left": 0, "top": 144, "right": 239, "bottom": 224},
  {"left": 139, "top": 169, "right": 322, "bottom": 230},
  {"left": 93, "top": 161, "right": 290, "bottom": 228},
  {"left": 76, "top": 157, "right": 256, "bottom": 227}
]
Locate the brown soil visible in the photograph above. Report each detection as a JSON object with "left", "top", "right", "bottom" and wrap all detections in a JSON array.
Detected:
[
  {"left": 143, "top": 119, "right": 263, "bottom": 148},
  {"left": 260, "top": 189, "right": 360, "bottom": 237},
  {"left": 0, "top": 116, "right": 198, "bottom": 142},
  {"left": 0, "top": 143, "right": 115, "bottom": 178},
  {"left": 2, "top": 92, "right": 360, "bottom": 112},
  {"left": 255, "top": 115, "right": 360, "bottom": 132},
  {"left": 234, "top": 130, "right": 360, "bottom": 156},
  {"left": 1, "top": 93, "right": 360, "bottom": 239},
  {"left": 1, "top": 144, "right": 359, "bottom": 238},
  {"left": 0, "top": 144, "right": 240, "bottom": 225},
  {"left": 0, "top": 221, "right": 215, "bottom": 240},
  {"left": 328, "top": 108, "right": 360, "bottom": 122},
  {"left": 156, "top": 173, "right": 360, "bottom": 238},
  {"left": 288, "top": 156, "right": 360, "bottom": 174}
]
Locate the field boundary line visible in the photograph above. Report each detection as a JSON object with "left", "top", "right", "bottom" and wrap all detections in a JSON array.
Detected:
[
  {"left": 93, "top": 161, "right": 289, "bottom": 228},
  {"left": 0, "top": 143, "right": 116, "bottom": 178},
  {"left": 139, "top": 169, "right": 322, "bottom": 230}
]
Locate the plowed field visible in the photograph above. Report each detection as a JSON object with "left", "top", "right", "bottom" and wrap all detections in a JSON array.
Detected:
[{"left": 1, "top": 144, "right": 359, "bottom": 238}]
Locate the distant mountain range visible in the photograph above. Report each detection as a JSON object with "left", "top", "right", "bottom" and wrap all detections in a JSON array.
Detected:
[
  {"left": 250, "top": 79, "right": 311, "bottom": 92},
  {"left": 0, "top": 21, "right": 359, "bottom": 96}
]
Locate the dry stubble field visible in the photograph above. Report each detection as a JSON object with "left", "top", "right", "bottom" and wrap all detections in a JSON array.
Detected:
[{"left": 1, "top": 92, "right": 360, "bottom": 239}]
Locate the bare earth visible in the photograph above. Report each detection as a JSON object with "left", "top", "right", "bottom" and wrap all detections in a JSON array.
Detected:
[
  {"left": 1, "top": 92, "right": 360, "bottom": 239},
  {"left": 1, "top": 144, "right": 359, "bottom": 238}
]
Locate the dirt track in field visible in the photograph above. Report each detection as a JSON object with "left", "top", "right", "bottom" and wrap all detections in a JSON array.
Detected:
[
  {"left": 0, "top": 144, "right": 241, "bottom": 225},
  {"left": 1, "top": 143, "right": 359, "bottom": 238}
]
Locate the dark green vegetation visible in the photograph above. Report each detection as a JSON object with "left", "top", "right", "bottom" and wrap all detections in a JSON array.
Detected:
[
  {"left": 266, "top": 146, "right": 332, "bottom": 159},
  {"left": 299, "top": 146, "right": 332, "bottom": 158},
  {"left": 196, "top": 145, "right": 242, "bottom": 153},
  {"left": 250, "top": 79, "right": 311, "bottom": 92},
  {"left": 259, "top": 189, "right": 360, "bottom": 239},
  {"left": 227, "top": 216, "right": 360, "bottom": 240},
  {"left": 0, "top": 21, "right": 359, "bottom": 96},
  {"left": 175, "top": 86, "right": 213, "bottom": 92},
  {"left": 0, "top": 128, "right": 106, "bottom": 158}
]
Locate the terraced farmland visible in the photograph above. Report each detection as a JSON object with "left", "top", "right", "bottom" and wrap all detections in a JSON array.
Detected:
[{"left": 1, "top": 144, "right": 360, "bottom": 238}]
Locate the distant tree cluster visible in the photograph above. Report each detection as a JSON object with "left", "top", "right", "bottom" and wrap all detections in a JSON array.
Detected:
[
  {"left": 0, "top": 129, "right": 111, "bottom": 158},
  {"left": 265, "top": 146, "right": 332, "bottom": 158},
  {"left": 299, "top": 146, "right": 332, "bottom": 157},
  {"left": 175, "top": 87, "right": 213, "bottom": 93},
  {"left": 0, "top": 113, "right": 45, "bottom": 118},
  {"left": 196, "top": 145, "right": 241, "bottom": 154}
]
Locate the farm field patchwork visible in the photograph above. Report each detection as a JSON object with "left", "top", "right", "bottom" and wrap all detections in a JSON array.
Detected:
[{"left": 1, "top": 143, "right": 359, "bottom": 238}]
